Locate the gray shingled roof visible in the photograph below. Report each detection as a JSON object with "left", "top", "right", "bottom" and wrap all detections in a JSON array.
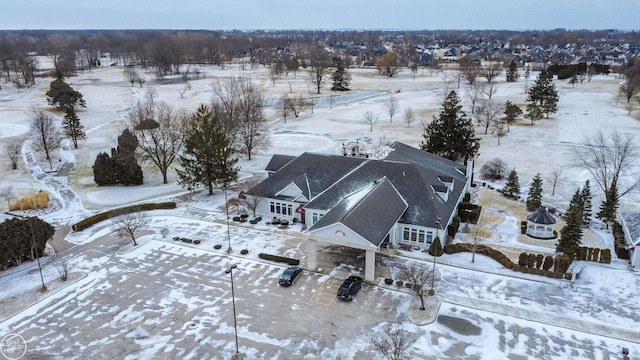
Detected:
[
  {"left": 620, "top": 212, "right": 640, "bottom": 246},
  {"left": 265, "top": 154, "right": 296, "bottom": 173},
  {"left": 386, "top": 141, "right": 468, "bottom": 180},
  {"left": 293, "top": 174, "right": 310, "bottom": 200},
  {"left": 245, "top": 153, "right": 367, "bottom": 200},
  {"left": 309, "top": 177, "right": 407, "bottom": 246},
  {"left": 527, "top": 207, "right": 556, "bottom": 225},
  {"left": 305, "top": 159, "right": 464, "bottom": 229}
]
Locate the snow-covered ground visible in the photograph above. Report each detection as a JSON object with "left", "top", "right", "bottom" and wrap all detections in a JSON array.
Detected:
[{"left": 1, "top": 62, "right": 640, "bottom": 359}]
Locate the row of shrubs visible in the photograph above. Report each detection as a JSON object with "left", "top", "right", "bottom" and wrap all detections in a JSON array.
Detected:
[
  {"left": 212, "top": 244, "right": 249, "bottom": 254},
  {"left": 72, "top": 202, "right": 177, "bottom": 231},
  {"left": 444, "top": 243, "right": 515, "bottom": 270},
  {"left": 383, "top": 278, "right": 419, "bottom": 290},
  {"left": 258, "top": 253, "right": 300, "bottom": 265},
  {"left": 512, "top": 265, "right": 573, "bottom": 280},
  {"left": 518, "top": 252, "right": 572, "bottom": 273},
  {"left": 457, "top": 202, "right": 482, "bottom": 224},
  {"left": 567, "top": 247, "right": 612, "bottom": 264},
  {"left": 173, "top": 236, "right": 202, "bottom": 245}
]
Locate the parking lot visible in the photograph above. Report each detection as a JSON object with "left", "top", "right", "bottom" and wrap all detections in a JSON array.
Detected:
[{"left": 1, "top": 240, "right": 408, "bottom": 359}]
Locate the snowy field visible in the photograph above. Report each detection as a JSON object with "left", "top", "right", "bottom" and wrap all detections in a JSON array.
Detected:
[{"left": 1, "top": 62, "right": 640, "bottom": 359}]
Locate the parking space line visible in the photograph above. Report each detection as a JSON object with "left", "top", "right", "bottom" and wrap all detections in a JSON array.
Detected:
[
  {"left": 309, "top": 278, "right": 338, "bottom": 306},
  {"left": 246, "top": 265, "right": 269, "bottom": 285}
]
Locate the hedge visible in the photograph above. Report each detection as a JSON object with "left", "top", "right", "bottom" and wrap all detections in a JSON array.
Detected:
[
  {"left": 258, "top": 253, "right": 300, "bottom": 266},
  {"left": 72, "top": 202, "right": 177, "bottom": 231},
  {"left": 444, "top": 243, "right": 514, "bottom": 269}
]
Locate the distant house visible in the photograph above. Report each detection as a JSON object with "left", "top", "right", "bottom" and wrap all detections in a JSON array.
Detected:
[
  {"left": 618, "top": 212, "right": 640, "bottom": 269},
  {"left": 245, "top": 142, "right": 473, "bottom": 281}
]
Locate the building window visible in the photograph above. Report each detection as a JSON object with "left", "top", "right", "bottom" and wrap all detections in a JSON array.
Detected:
[
  {"left": 269, "top": 201, "right": 293, "bottom": 216},
  {"left": 312, "top": 212, "right": 324, "bottom": 225},
  {"left": 402, "top": 227, "right": 426, "bottom": 244}
]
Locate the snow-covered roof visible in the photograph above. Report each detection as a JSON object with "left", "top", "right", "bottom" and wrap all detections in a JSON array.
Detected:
[{"left": 620, "top": 212, "right": 640, "bottom": 246}]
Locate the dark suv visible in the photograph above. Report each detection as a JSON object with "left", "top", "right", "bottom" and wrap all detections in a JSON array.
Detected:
[
  {"left": 278, "top": 267, "right": 303, "bottom": 287},
  {"left": 336, "top": 276, "right": 363, "bottom": 301}
]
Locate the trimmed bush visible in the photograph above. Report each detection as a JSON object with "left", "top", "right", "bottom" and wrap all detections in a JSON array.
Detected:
[
  {"left": 214, "top": 244, "right": 222, "bottom": 249},
  {"left": 395, "top": 280, "right": 404, "bottom": 287},
  {"left": 173, "top": 236, "right": 180, "bottom": 241},
  {"left": 72, "top": 202, "right": 177, "bottom": 231},
  {"left": 240, "top": 213, "right": 249, "bottom": 219},
  {"left": 384, "top": 278, "right": 393, "bottom": 285},
  {"left": 240, "top": 249, "right": 249, "bottom": 255},
  {"left": 257, "top": 253, "right": 300, "bottom": 266},
  {"left": 232, "top": 216, "right": 241, "bottom": 222},
  {"left": 193, "top": 240, "right": 201, "bottom": 244},
  {"left": 518, "top": 252, "right": 528, "bottom": 267},
  {"left": 405, "top": 282, "right": 413, "bottom": 289},
  {"left": 564, "top": 273, "right": 573, "bottom": 280}
]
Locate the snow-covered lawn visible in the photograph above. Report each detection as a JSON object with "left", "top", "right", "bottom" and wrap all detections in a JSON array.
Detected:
[{"left": 1, "top": 62, "right": 640, "bottom": 359}]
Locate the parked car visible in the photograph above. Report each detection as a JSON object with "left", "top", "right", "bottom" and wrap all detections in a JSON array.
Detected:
[
  {"left": 278, "top": 267, "right": 303, "bottom": 287},
  {"left": 336, "top": 276, "right": 363, "bottom": 301}
]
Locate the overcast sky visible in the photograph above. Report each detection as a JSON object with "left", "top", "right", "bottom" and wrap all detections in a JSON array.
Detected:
[{"left": 3, "top": 0, "right": 638, "bottom": 31}]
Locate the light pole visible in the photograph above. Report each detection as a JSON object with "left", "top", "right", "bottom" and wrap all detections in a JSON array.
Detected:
[
  {"left": 224, "top": 187, "right": 232, "bottom": 253},
  {"left": 225, "top": 264, "right": 241, "bottom": 360},
  {"left": 430, "top": 216, "right": 441, "bottom": 296},
  {"left": 28, "top": 217, "right": 46, "bottom": 292}
]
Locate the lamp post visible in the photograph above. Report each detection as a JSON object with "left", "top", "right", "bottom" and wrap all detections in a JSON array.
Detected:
[
  {"left": 28, "top": 217, "right": 46, "bottom": 292},
  {"left": 224, "top": 186, "right": 232, "bottom": 253},
  {"left": 225, "top": 264, "right": 241, "bottom": 360},
  {"left": 430, "top": 216, "right": 441, "bottom": 296}
]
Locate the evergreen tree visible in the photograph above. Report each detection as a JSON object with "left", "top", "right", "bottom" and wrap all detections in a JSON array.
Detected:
[
  {"left": 525, "top": 71, "right": 558, "bottom": 122},
  {"left": 62, "top": 107, "right": 86, "bottom": 149},
  {"left": 331, "top": 58, "right": 351, "bottom": 91},
  {"left": 540, "top": 73, "right": 559, "bottom": 118},
  {"left": 46, "top": 78, "right": 86, "bottom": 111},
  {"left": 92, "top": 152, "right": 116, "bottom": 186},
  {"left": 526, "top": 173, "right": 543, "bottom": 211},
  {"left": 420, "top": 90, "right": 480, "bottom": 161},
  {"left": 503, "top": 101, "right": 522, "bottom": 131},
  {"left": 177, "top": 104, "right": 239, "bottom": 195},
  {"left": 580, "top": 179, "right": 592, "bottom": 226},
  {"left": 506, "top": 60, "right": 519, "bottom": 82},
  {"left": 557, "top": 194, "right": 583, "bottom": 253},
  {"left": 428, "top": 237, "right": 444, "bottom": 257},
  {"left": 596, "top": 182, "right": 619, "bottom": 226},
  {"left": 92, "top": 129, "right": 143, "bottom": 186},
  {"left": 502, "top": 168, "right": 521, "bottom": 198}
]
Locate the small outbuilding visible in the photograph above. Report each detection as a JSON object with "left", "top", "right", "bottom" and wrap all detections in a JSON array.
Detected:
[{"left": 526, "top": 207, "right": 556, "bottom": 239}]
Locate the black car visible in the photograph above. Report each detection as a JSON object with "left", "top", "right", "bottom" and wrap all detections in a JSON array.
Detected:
[
  {"left": 278, "top": 267, "right": 303, "bottom": 287},
  {"left": 336, "top": 276, "right": 363, "bottom": 301}
]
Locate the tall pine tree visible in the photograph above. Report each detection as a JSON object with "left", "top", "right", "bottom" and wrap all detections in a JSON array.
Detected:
[
  {"left": 503, "top": 168, "right": 520, "bottom": 198},
  {"left": 420, "top": 90, "right": 480, "bottom": 161},
  {"left": 557, "top": 190, "right": 583, "bottom": 253},
  {"left": 177, "top": 104, "right": 239, "bottom": 195},
  {"left": 525, "top": 70, "right": 558, "bottom": 122},
  {"left": 506, "top": 60, "right": 519, "bottom": 82},
  {"left": 526, "top": 173, "right": 543, "bottom": 211},
  {"left": 331, "top": 58, "right": 351, "bottom": 91},
  {"left": 62, "top": 107, "right": 86, "bottom": 149},
  {"left": 580, "top": 179, "right": 592, "bottom": 226},
  {"left": 596, "top": 181, "right": 619, "bottom": 227}
]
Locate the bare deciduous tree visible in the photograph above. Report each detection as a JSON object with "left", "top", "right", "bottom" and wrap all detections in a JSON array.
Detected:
[
  {"left": 328, "top": 95, "right": 337, "bottom": 110},
  {"left": 372, "top": 323, "right": 414, "bottom": 360},
  {"left": 385, "top": 93, "right": 399, "bottom": 123},
  {"left": 237, "top": 78, "right": 269, "bottom": 160},
  {"left": 466, "top": 82, "right": 485, "bottom": 115},
  {"left": 111, "top": 210, "right": 150, "bottom": 246},
  {"left": 363, "top": 111, "right": 379, "bottom": 132},
  {"left": 401, "top": 263, "right": 433, "bottom": 311},
  {"left": 280, "top": 94, "right": 292, "bottom": 123},
  {"left": 490, "top": 119, "right": 507, "bottom": 145},
  {"left": 56, "top": 261, "right": 69, "bottom": 281},
  {"left": 547, "top": 167, "right": 564, "bottom": 196},
  {"left": 123, "top": 68, "right": 138, "bottom": 86},
  {"left": 245, "top": 195, "right": 262, "bottom": 217},
  {"left": 290, "top": 95, "right": 307, "bottom": 118},
  {"left": 573, "top": 129, "right": 640, "bottom": 199},
  {"left": 4, "top": 137, "right": 22, "bottom": 169},
  {"left": 470, "top": 220, "right": 490, "bottom": 263},
  {"left": 483, "top": 62, "right": 503, "bottom": 83},
  {"left": 127, "top": 100, "right": 188, "bottom": 184},
  {"left": 403, "top": 107, "right": 415, "bottom": 128},
  {"left": 0, "top": 186, "right": 14, "bottom": 209},
  {"left": 476, "top": 99, "right": 503, "bottom": 135},
  {"left": 459, "top": 55, "right": 482, "bottom": 85},
  {"left": 30, "top": 109, "right": 61, "bottom": 169},
  {"left": 308, "top": 49, "right": 331, "bottom": 94}
]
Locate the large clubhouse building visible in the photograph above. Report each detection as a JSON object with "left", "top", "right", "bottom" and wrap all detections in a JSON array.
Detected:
[{"left": 245, "top": 142, "right": 473, "bottom": 281}]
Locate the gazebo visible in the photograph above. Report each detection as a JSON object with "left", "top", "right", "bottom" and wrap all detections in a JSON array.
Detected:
[{"left": 526, "top": 207, "right": 556, "bottom": 239}]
